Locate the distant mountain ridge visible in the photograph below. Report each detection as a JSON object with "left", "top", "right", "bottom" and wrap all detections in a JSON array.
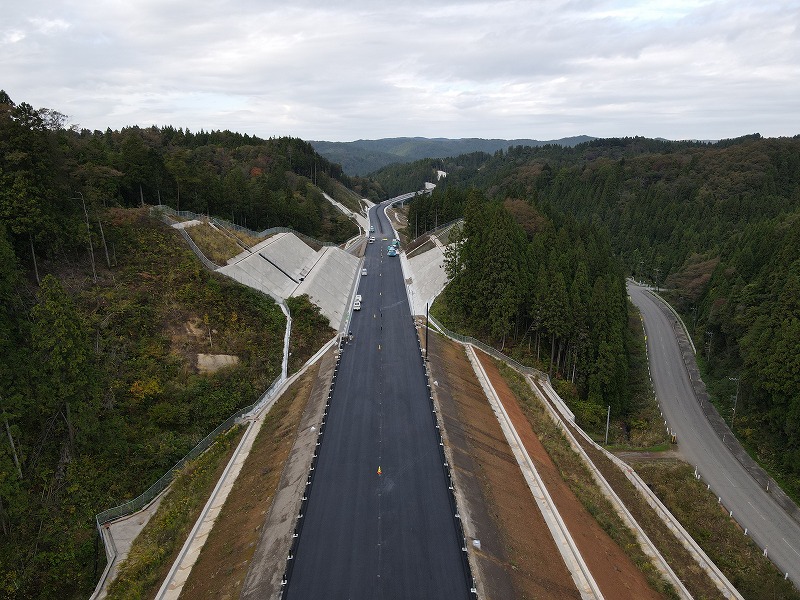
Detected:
[{"left": 311, "top": 135, "right": 596, "bottom": 175}]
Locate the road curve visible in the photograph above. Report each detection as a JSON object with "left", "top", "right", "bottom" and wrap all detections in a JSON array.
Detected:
[
  {"left": 627, "top": 281, "right": 800, "bottom": 588},
  {"left": 284, "top": 203, "right": 471, "bottom": 598}
]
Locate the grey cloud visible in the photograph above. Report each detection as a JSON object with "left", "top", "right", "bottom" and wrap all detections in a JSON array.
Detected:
[{"left": 1, "top": 0, "right": 797, "bottom": 140}]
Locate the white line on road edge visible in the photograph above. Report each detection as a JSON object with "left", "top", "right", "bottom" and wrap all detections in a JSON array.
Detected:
[
  {"left": 537, "top": 375, "right": 743, "bottom": 600},
  {"left": 466, "top": 346, "right": 602, "bottom": 600}
]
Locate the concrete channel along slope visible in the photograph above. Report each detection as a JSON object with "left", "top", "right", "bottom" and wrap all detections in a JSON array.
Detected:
[{"left": 281, "top": 204, "right": 474, "bottom": 598}]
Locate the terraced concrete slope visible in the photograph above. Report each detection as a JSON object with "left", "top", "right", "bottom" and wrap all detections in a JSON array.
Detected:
[{"left": 219, "top": 232, "right": 359, "bottom": 330}]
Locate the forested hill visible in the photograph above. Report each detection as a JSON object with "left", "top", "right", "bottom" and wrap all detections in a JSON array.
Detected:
[
  {"left": 311, "top": 135, "right": 595, "bottom": 176},
  {"left": 0, "top": 92, "right": 352, "bottom": 598},
  {"left": 405, "top": 133, "right": 800, "bottom": 498},
  {"left": 0, "top": 89, "right": 378, "bottom": 259}
]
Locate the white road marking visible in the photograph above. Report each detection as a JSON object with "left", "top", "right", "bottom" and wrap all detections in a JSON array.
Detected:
[
  {"left": 748, "top": 501, "right": 766, "bottom": 521},
  {"left": 784, "top": 538, "right": 800, "bottom": 557}
]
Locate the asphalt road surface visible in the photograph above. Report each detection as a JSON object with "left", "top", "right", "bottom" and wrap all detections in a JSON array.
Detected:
[
  {"left": 628, "top": 281, "right": 800, "bottom": 588},
  {"left": 284, "top": 203, "right": 470, "bottom": 599}
]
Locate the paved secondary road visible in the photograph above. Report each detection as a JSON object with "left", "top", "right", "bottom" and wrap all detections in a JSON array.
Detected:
[
  {"left": 628, "top": 281, "right": 800, "bottom": 588},
  {"left": 284, "top": 203, "right": 470, "bottom": 598}
]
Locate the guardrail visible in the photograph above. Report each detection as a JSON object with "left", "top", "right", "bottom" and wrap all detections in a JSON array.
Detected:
[{"left": 430, "top": 312, "right": 742, "bottom": 599}]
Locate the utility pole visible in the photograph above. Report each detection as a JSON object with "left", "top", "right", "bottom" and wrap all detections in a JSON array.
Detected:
[
  {"left": 729, "top": 376, "right": 740, "bottom": 429},
  {"left": 425, "top": 302, "right": 429, "bottom": 361},
  {"left": 75, "top": 192, "right": 97, "bottom": 284},
  {"left": 705, "top": 330, "right": 713, "bottom": 362}
]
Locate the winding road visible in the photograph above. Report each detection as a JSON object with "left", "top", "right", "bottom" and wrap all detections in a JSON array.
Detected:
[{"left": 628, "top": 281, "right": 800, "bottom": 588}]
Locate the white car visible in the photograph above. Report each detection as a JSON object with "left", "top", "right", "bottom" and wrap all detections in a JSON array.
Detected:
[
  {"left": 361, "top": 268, "right": 367, "bottom": 276},
  {"left": 353, "top": 299, "right": 361, "bottom": 311},
  {"left": 368, "top": 236, "right": 375, "bottom": 244},
  {"left": 355, "top": 294, "right": 362, "bottom": 303}
]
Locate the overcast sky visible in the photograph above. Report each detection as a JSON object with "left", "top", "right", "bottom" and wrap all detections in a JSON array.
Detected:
[{"left": 3, "top": 0, "right": 799, "bottom": 142}]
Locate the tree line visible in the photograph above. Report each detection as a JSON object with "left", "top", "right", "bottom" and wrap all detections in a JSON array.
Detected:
[
  {"left": 412, "top": 133, "right": 800, "bottom": 498},
  {"left": 418, "top": 186, "right": 631, "bottom": 425},
  {"left": 0, "top": 89, "right": 361, "bottom": 274}
]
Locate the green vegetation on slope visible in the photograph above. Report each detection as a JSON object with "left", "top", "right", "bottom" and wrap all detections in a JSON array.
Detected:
[
  {"left": 0, "top": 91, "right": 358, "bottom": 257},
  {"left": 105, "top": 426, "right": 243, "bottom": 600},
  {"left": 429, "top": 187, "right": 632, "bottom": 427},
  {"left": 0, "top": 208, "right": 287, "bottom": 598},
  {"left": 407, "top": 133, "right": 800, "bottom": 500},
  {"left": 0, "top": 91, "right": 351, "bottom": 598},
  {"left": 312, "top": 136, "right": 595, "bottom": 176}
]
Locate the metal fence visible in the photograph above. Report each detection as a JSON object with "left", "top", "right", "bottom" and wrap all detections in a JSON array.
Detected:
[
  {"left": 427, "top": 314, "right": 546, "bottom": 382},
  {"left": 150, "top": 205, "right": 338, "bottom": 248},
  {"left": 95, "top": 374, "right": 284, "bottom": 526}
]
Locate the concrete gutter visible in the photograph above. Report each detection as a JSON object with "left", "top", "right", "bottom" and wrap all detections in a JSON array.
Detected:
[
  {"left": 154, "top": 335, "right": 339, "bottom": 599},
  {"left": 466, "top": 345, "right": 602, "bottom": 600},
  {"left": 532, "top": 378, "right": 695, "bottom": 599},
  {"left": 428, "top": 313, "right": 742, "bottom": 600}
]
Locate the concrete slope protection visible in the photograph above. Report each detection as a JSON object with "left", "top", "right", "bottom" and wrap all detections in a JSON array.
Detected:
[
  {"left": 218, "top": 232, "right": 359, "bottom": 330},
  {"left": 628, "top": 281, "right": 800, "bottom": 587},
  {"left": 284, "top": 204, "right": 471, "bottom": 599}
]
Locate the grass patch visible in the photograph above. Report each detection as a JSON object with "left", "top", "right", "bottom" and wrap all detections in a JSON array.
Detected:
[
  {"left": 219, "top": 225, "right": 266, "bottom": 250},
  {"left": 406, "top": 238, "right": 436, "bottom": 258},
  {"left": 178, "top": 360, "right": 322, "bottom": 598},
  {"left": 105, "top": 426, "right": 244, "bottom": 600},
  {"left": 633, "top": 461, "right": 800, "bottom": 600},
  {"left": 612, "top": 304, "right": 672, "bottom": 449},
  {"left": 183, "top": 221, "right": 244, "bottom": 264},
  {"left": 497, "top": 363, "right": 680, "bottom": 599},
  {"left": 286, "top": 294, "right": 336, "bottom": 374}
]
